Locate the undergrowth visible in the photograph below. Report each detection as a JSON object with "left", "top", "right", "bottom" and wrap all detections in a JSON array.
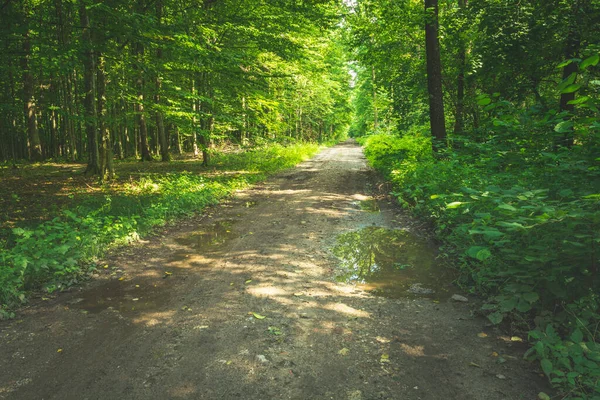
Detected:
[
  {"left": 359, "top": 115, "right": 600, "bottom": 397},
  {"left": 0, "top": 143, "right": 320, "bottom": 319}
]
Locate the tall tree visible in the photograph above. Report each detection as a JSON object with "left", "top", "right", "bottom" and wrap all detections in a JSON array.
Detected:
[{"left": 424, "top": 0, "right": 446, "bottom": 150}]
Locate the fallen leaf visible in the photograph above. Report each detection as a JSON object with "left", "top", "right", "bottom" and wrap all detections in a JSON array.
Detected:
[
  {"left": 230, "top": 282, "right": 234, "bottom": 286},
  {"left": 375, "top": 336, "right": 390, "bottom": 343},
  {"left": 338, "top": 348, "right": 350, "bottom": 356},
  {"left": 132, "top": 298, "right": 139, "bottom": 301},
  {"left": 380, "top": 354, "right": 390, "bottom": 363},
  {"left": 538, "top": 393, "right": 550, "bottom": 400},
  {"left": 226, "top": 360, "right": 232, "bottom": 365},
  {"left": 252, "top": 313, "right": 266, "bottom": 319},
  {"left": 118, "top": 277, "right": 125, "bottom": 281},
  {"left": 245, "top": 280, "right": 252, "bottom": 284},
  {"left": 135, "top": 285, "right": 140, "bottom": 288},
  {"left": 164, "top": 271, "right": 172, "bottom": 276},
  {"left": 491, "top": 351, "right": 499, "bottom": 357},
  {"left": 103, "top": 265, "right": 109, "bottom": 269},
  {"left": 293, "top": 292, "right": 303, "bottom": 297},
  {"left": 477, "top": 332, "right": 488, "bottom": 338},
  {"left": 469, "top": 362, "right": 481, "bottom": 368},
  {"left": 57, "top": 348, "right": 63, "bottom": 353},
  {"left": 510, "top": 336, "right": 523, "bottom": 342}
]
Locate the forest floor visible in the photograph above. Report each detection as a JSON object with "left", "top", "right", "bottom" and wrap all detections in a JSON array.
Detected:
[{"left": 0, "top": 140, "right": 550, "bottom": 400}]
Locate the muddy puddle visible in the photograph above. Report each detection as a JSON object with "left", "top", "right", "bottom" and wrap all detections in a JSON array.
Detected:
[
  {"left": 332, "top": 227, "right": 457, "bottom": 299},
  {"left": 173, "top": 220, "right": 235, "bottom": 248},
  {"left": 68, "top": 279, "right": 170, "bottom": 315}
]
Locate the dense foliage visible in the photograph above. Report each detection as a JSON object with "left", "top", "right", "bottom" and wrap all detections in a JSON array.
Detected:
[
  {"left": 348, "top": 0, "right": 600, "bottom": 397},
  {"left": 0, "top": 0, "right": 350, "bottom": 172}
]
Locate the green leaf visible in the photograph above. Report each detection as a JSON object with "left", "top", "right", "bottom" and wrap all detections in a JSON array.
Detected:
[
  {"left": 516, "top": 299, "right": 532, "bottom": 313},
  {"left": 499, "top": 297, "right": 517, "bottom": 312},
  {"left": 567, "top": 96, "right": 590, "bottom": 105},
  {"left": 466, "top": 246, "right": 492, "bottom": 261},
  {"left": 477, "top": 97, "right": 491, "bottom": 106},
  {"left": 540, "top": 359, "right": 553, "bottom": 376},
  {"left": 445, "top": 201, "right": 465, "bottom": 209},
  {"left": 561, "top": 84, "right": 581, "bottom": 94},
  {"left": 554, "top": 121, "right": 574, "bottom": 134},
  {"left": 570, "top": 329, "right": 584, "bottom": 343},
  {"left": 580, "top": 54, "right": 599, "bottom": 69},
  {"left": 497, "top": 203, "right": 517, "bottom": 212},
  {"left": 487, "top": 311, "right": 503, "bottom": 325},
  {"left": 522, "top": 292, "right": 539, "bottom": 303}
]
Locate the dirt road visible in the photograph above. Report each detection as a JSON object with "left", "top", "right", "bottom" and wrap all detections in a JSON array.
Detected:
[{"left": 0, "top": 140, "right": 548, "bottom": 399}]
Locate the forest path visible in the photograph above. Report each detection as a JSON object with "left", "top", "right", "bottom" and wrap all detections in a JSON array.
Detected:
[{"left": 0, "top": 140, "right": 548, "bottom": 400}]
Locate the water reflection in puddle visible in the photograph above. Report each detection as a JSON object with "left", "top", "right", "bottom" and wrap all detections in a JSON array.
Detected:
[
  {"left": 174, "top": 220, "right": 235, "bottom": 248},
  {"left": 332, "top": 227, "right": 457, "bottom": 299}
]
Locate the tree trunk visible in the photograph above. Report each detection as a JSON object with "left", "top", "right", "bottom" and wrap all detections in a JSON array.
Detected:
[
  {"left": 372, "top": 66, "right": 378, "bottom": 133},
  {"left": 557, "top": 0, "right": 581, "bottom": 149},
  {"left": 453, "top": 0, "right": 467, "bottom": 135},
  {"left": 79, "top": 0, "right": 100, "bottom": 174},
  {"left": 155, "top": 0, "right": 170, "bottom": 162},
  {"left": 134, "top": 42, "right": 153, "bottom": 161},
  {"left": 21, "top": 25, "right": 43, "bottom": 161},
  {"left": 97, "top": 54, "right": 113, "bottom": 180},
  {"left": 425, "top": 0, "right": 447, "bottom": 151}
]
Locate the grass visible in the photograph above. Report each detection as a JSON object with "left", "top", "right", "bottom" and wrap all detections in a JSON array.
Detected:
[{"left": 0, "top": 142, "right": 322, "bottom": 317}]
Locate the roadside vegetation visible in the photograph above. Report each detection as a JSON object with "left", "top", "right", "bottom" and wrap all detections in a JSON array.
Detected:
[{"left": 347, "top": 1, "right": 600, "bottom": 397}]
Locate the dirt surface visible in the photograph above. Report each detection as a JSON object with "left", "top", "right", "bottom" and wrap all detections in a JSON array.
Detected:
[{"left": 0, "top": 140, "right": 549, "bottom": 400}]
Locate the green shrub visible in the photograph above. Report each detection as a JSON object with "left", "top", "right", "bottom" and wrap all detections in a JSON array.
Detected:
[{"left": 362, "top": 128, "right": 600, "bottom": 398}]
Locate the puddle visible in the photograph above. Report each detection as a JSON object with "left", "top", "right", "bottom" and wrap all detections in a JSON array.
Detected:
[
  {"left": 70, "top": 279, "right": 171, "bottom": 315},
  {"left": 174, "top": 220, "right": 235, "bottom": 248},
  {"left": 359, "top": 199, "right": 379, "bottom": 213},
  {"left": 332, "top": 227, "right": 457, "bottom": 299}
]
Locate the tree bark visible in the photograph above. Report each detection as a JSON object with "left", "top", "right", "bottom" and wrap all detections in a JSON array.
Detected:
[
  {"left": 453, "top": 0, "right": 467, "bottom": 135},
  {"left": 21, "top": 23, "right": 43, "bottom": 161},
  {"left": 557, "top": 0, "right": 581, "bottom": 149},
  {"left": 425, "top": 0, "right": 447, "bottom": 151},
  {"left": 79, "top": 0, "right": 100, "bottom": 174},
  {"left": 134, "top": 42, "right": 153, "bottom": 161},
  {"left": 97, "top": 54, "right": 113, "bottom": 180},
  {"left": 155, "top": 0, "right": 170, "bottom": 162}
]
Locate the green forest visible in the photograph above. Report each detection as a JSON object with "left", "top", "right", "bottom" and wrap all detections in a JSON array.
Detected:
[{"left": 1, "top": 0, "right": 600, "bottom": 397}]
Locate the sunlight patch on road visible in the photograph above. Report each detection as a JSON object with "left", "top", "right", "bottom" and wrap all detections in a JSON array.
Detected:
[{"left": 322, "top": 302, "right": 370, "bottom": 318}]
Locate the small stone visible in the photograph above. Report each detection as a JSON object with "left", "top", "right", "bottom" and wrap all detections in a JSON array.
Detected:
[
  {"left": 451, "top": 294, "right": 469, "bottom": 302},
  {"left": 496, "top": 374, "right": 506, "bottom": 380},
  {"left": 256, "top": 355, "right": 269, "bottom": 364}
]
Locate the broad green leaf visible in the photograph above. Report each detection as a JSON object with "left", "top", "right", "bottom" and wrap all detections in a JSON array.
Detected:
[
  {"left": 540, "top": 359, "right": 553, "bottom": 376},
  {"left": 554, "top": 121, "right": 574, "bottom": 133},
  {"left": 522, "top": 292, "right": 539, "bottom": 303},
  {"left": 487, "top": 311, "right": 503, "bottom": 325},
  {"left": 466, "top": 246, "right": 491, "bottom": 261},
  {"left": 477, "top": 97, "right": 491, "bottom": 106},
  {"left": 499, "top": 297, "right": 517, "bottom": 312},
  {"left": 497, "top": 203, "right": 517, "bottom": 212},
  {"left": 570, "top": 329, "right": 584, "bottom": 343},
  {"left": 580, "top": 54, "right": 599, "bottom": 69},
  {"left": 445, "top": 201, "right": 465, "bottom": 209},
  {"left": 561, "top": 84, "right": 581, "bottom": 94},
  {"left": 567, "top": 96, "right": 590, "bottom": 105}
]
